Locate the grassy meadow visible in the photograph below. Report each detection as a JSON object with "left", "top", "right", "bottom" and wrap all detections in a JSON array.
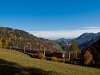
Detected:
[{"left": 0, "top": 48, "right": 100, "bottom": 75}]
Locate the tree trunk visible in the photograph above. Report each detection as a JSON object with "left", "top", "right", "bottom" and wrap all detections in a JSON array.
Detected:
[{"left": 69, "top": 51, "right": 70, "bottom": 60}]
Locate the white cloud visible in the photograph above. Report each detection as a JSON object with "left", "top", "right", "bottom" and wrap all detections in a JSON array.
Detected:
[
  {"left": 29, "top": 26, "right": 100, "bottom": 40},
  {"left": 83, "top": 26, "right": 100, "bottom": 29}
]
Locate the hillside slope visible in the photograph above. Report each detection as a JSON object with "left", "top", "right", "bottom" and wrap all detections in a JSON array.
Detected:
[
  {"left": 0, "top": 27, "right": 61, "bottom": 51},
  {"left": 76, "top": 33, "right": 96, "bottom": 45},
  {"left": 79, "top": 34, "right": 100, "bottom": 50},
  {"left": 89, "top": 38, "right": 100, "bottom": 66},
  {"left": 0, "top": 48, "right": 100, "bottom": 75}
]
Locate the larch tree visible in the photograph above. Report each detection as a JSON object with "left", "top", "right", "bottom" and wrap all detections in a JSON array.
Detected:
[
  {"left": 70, "top": 40, "right": 80, "bottom": 59},
  {"left": 84, "top": 50, "right": 93, "bottom": 66},
  {"left": 5, "top": 39, "right": 10, "bottom": 48},
  {"left": 0, "top": 40, "right": 2, "bottom": 48}
]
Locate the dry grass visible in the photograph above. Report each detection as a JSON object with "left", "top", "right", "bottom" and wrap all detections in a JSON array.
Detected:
[{"left": 0, "top": 48, "right": 100, "bottom": 75}]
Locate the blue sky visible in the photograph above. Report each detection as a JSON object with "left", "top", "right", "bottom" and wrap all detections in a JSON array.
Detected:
[{"left": 0, "top": 0, "right": 100, "bottom": 39}]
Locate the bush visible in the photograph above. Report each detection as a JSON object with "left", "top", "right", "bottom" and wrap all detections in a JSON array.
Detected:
[
  {"left": 37, "top": 52, "right": 45, "bottom": 59},
  {"left": 84, "top": 50, "right": 93, "bottom": 66},
  {"left": 58, "top": 59, "right": 65, "bottom": 63},
  {"left": 32, "top": 53, "right": 38, "bottom": 58},
  {"left": 65, "top": 58, "right": 70, "bottom": 63},
  {"left": 51, "top": 56, "right": 58, "bottom": 62}
]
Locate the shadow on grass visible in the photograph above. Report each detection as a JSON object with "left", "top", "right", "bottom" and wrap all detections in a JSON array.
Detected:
[{"left": 0, "top": 59, "right": 58, "bottom": 75}]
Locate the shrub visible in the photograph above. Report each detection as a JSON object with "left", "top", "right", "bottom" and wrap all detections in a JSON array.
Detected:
[
  {"left": 37, "top": 52, "right": 45, "bottom": 59},
  {"left": 84, "top": 50, "right": 93, "bottom": 66},
  {"left": 32, "top": 53, "right": 38, "bottom": 58},
  {"left": 65, "top": 58, "right": 70, "bottom": 63},
  {"left": 58, "top": 58, "right": 65, "bottom": 63},
  {"left": 51, "top": 56, "right": 58, "bottom": 62}
]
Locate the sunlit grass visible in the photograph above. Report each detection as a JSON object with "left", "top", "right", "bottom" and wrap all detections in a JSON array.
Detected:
[{"left": 0, "top": 48, "right": 100, "bottom": 75}]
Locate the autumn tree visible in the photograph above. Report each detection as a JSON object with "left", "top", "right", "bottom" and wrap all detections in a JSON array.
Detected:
[
  {"left": 0, "top": 40, "right": 2, "bottom": 48},
  {"left": 64, "top": 44, "right": 71, "bottom": 60},
  {"left": 69, "top": 40, "right": 80, "bottom": 59},
  {"left": 0, "top": 27, "right": 60, "bottom": 51},
  {"left": 5, "top": 39, "right": 10, "bottom": 48},
  {"left": 84, "top": 50, "right": 93, "bottom": 66}
]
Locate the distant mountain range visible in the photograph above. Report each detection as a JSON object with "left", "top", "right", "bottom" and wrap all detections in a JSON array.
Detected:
[
  {"left": 55, "top": 32, "right": 100, "bottom": 50},
  {"left": 55, "top": 38, "right": 73, "bottom": 43},
  {"left": 76, "top": 33, "right": 96, "bottom": 45},
  {"left": 1, "top": 27, "right": 100, "bottom": 52},
  {"left": 78, "top": 33, "right": 100, "bottom": 50}
]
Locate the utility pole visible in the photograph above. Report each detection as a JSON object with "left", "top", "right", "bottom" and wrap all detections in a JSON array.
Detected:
[
  {"left": 24, "top": 38, "right": 26, "bottom": 53},
  {"left": 44, "top": 49, "right": 45, "bottom": 55},
  {"left": 10, "top": 46, "right": 12, "bottom": 50},
  {"left": 68, "top": 43, "right": 71, "bottom": 60},
  {"left": 43, "top": 46, "right": 45, "bottom": 55},
  {"left": 69, "top": 51, "right": 70, "bottom": 60},
  {"left": 76, "top": 50, "right": 77, "bottom": 58},
  {"left": 24, "top": 47, "right": 25, "bottom": 53}
]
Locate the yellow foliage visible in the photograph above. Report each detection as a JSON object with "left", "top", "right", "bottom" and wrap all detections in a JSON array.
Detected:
[
  {"left": 0, "top": 40, "right": 2, "bottom": 48},
  {"left": 37, "top": 52, "right": 45, "bottom": 59},
  {"left": 84, "top": 50, "right": 93, "bottom": 66},
  {"left": 51, "top": 56, "right": 58, "bottom": 62},
  {"left": 5, "top": 39, "right": 10, "bottom": 48}
]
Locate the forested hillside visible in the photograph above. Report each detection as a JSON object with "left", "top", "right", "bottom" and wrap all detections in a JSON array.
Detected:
[
  {"left": 0, "top": 27, "right": 61, "bottom": 52},
  {"left": 76, "top": 33, "right": 96, "bottom": 45},
  {"left": 89, "top": 38, "right": 100, "bottom": 67},
  {"left": 79, "top": 34, "right": 100, "bottom": 50}
]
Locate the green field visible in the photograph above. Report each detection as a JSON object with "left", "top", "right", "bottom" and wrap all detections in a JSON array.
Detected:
[{"left": 0, "top": 48, "right": 100, "bottom": 75}]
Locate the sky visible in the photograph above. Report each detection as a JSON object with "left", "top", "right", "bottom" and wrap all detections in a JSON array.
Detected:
[{"left": 0, "top": 0, "right": 100, "bottom": 40}]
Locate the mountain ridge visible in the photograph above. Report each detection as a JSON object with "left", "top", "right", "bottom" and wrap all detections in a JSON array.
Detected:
[
  {"left": 0, "top": 27, "right": 62, "bottom": 52},
  {"left": 55, "top": 32, "right": 100, "bottom": 50}
]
